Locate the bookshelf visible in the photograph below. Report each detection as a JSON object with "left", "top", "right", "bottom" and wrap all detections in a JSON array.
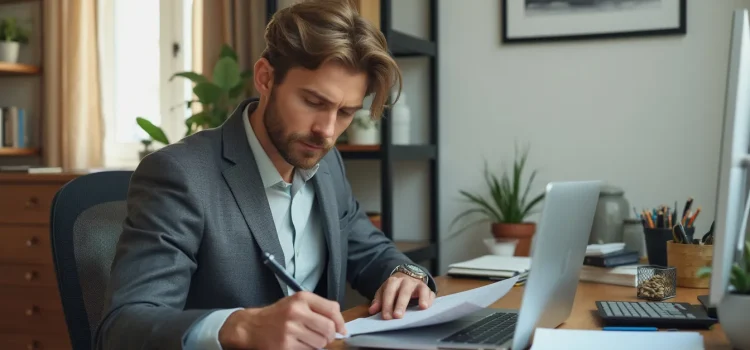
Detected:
[
  {"left": 265, "top": 0, "right": 440, "bottom": 274},
  {"left": 0, "top": 0, "right": 44, "bottom": 163}
]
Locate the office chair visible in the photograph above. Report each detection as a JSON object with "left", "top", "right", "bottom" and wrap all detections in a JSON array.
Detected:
[{"left": 49, "top": 170, "right": 133, "bottom": 350}]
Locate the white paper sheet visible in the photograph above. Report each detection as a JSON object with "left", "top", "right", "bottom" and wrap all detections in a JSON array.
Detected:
[
  {"left": 337, "top": 275, "right": 520, "bottom": 338},
  {"left": 530, "top": 328, "right": 705, "bottom": 350}
]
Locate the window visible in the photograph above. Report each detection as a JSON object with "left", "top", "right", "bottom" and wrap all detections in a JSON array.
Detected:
[{"left": 99, "top": 0, "right": 193, "bottom": 168}]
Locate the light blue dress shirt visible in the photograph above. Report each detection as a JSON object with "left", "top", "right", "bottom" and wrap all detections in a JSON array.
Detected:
[{"left": 182, "top": 102, "right": 327, "bottom": 349}]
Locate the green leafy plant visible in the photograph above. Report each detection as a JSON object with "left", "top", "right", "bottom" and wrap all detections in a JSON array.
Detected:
[
  {"left": 697, "top": 240, "right": 750, "bottom": 294},
  {"left": 448, "top": 146, "right": 545, "bottom": 236},
  {"left": 0, "top": 17, "right": 29, "bottom": 43},
  {"left": 136, "top": 44, "right": 253, "bottom": 145}
]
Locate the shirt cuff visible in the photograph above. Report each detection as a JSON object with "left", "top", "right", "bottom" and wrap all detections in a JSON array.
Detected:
[{"left": 182, "top": 308, "right": 243, "bottom": 350}]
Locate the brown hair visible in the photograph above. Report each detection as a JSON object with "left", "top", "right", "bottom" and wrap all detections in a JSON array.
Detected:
[{"left": 261, "top": 0, "right": 401, "bottom": 119}]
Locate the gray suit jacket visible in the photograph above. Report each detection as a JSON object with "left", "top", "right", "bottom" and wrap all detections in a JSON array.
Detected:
[{"left": 94, "top": 98, "right": 435, "bottom": 350}]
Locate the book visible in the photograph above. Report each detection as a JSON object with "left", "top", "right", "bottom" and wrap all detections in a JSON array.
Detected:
[
  {"left": 583, "top": 249, "right": 640, "bottom": 267},
  {"left": 1, "top": 107, "right": 11, "bottom": 147},
  {"left": 447, "top": 255, "right": 531, "bottom": 279},
  {"left": 0, "top": 106, "right": 28, "bottom": 148}
]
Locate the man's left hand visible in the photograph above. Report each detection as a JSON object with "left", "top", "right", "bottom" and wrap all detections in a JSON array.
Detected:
[{"left": 368, "top": 272, "right": 436, "bottom": 320}]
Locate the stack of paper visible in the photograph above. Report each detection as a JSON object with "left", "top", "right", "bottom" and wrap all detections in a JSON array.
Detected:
[
  {"left": 586, "top": 243, "right": 626, "bottom": 256},
  {"left": 338, "top": 275, "right": 520, "bottom": 338},
  {"left": 579, "top": 264, "right": 639, "bottom": 287},
  {"left": 446, "top": 255, "right": 531, "bottom": 280},
  {"left": 530, "top": 328, "right": 704, "bottom": 350}
]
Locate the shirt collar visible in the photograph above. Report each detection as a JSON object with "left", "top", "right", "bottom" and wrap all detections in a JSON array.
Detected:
[{"left": 243, "top": 101, "right": 319, "bottom": 188}]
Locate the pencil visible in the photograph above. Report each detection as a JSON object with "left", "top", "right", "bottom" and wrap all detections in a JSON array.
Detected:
[
  {"left": 682, "top": 197, "right": 693, "bottom": 222},
  {"left": 657, "top": 210, "right": 664, "bottom": 228},
  {"left": 688, "top": 207, "right": 701, "bottom": 227},
  {"left": 644, "top": 210, "right": 655, "bottom": 228}
]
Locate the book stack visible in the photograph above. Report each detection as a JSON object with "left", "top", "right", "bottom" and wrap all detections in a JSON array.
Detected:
[
  {"left": 579, "top": 243, "right": 641, "bottom": 287},
  {"left": 0, "top": 106, "right": 29, "bottom": 148}
]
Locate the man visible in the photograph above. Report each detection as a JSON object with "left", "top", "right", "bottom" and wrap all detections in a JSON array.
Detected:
[{"left": 94, "top": 0, "right": 437, "bottom": 349}]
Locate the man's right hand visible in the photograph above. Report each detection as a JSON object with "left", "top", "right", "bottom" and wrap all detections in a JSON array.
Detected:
[{"left": 218, "top": 291, "right": 347, "bottom": 349}]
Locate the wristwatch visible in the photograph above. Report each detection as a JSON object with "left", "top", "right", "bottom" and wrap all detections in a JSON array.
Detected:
[{"left": 392, "top": 263, "right": 428, "bottom": 284}]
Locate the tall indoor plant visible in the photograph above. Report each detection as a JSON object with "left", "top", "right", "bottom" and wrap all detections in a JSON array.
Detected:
[
  {"left": 697, "top": 240, "right": 750, "bottom": 349},
  {"left": 449, "top": 146, "right": 545, "bottom": 256},
  {"left": 136, "top": 44, "right": 253, "bottom": 146},
  {"left": 0, "top": 17, "right": 29, "bottom": 63}
]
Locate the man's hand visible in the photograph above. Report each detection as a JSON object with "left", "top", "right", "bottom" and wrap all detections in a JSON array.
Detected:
[
  {"left": 368, "top": 272, "right": 436, "bottom": 320},
  {"left": 218, "top": 291, "right": 347, "bottom": 350}
]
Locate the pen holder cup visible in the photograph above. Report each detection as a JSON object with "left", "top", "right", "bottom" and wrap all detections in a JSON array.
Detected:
[
  {"left": 637, "top": 265, "right": 677, "bottom": 301},
  {"left": 643, "top": 227, "right": 694, "bottom": 267},
  {"left": 666, "top": 241, "right": 713, "bottom": 288}
]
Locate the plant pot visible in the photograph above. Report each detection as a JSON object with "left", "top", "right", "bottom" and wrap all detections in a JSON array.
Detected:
[
  {"left": 347, "top": 127, "right": 379, "bottom": 145},
  {"left": 491, "top": 223, "right": 536, "bottom": 256},
  {"left": 0, "top": 41, "right": 20, "bottom": 63},
  {"left": 718, "top": 293, "right": 750, "bottom": 349}
]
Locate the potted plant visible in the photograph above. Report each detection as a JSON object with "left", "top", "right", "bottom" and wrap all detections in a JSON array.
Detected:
[
  {"left": 448, "top": 146, "right": 545, "bottom": 256},
  {"left": 136, "top": 44, "right": 253, "bottom": 145},
  {"left": 0, "top": 17, "right": 29, "bottom": 63},
  {"left": 697, "top": 240, "right": 750, "bottom": 349},
  {"left": 346, "top": 109, "right": 379, "bottom": 145}
]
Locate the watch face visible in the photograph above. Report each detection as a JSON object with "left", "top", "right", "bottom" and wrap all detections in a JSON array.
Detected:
[{"left": 404, "top": 264, "right": 424, "bottom": 276}]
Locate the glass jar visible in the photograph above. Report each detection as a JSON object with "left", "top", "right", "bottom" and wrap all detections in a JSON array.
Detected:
[{"left": 589, "top": 185, "right": 630, "bottom": 244}]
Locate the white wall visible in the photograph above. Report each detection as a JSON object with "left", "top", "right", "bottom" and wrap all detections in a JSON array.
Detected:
[{"left": 438, "top": 0, "right": 750, "bottom": 273}]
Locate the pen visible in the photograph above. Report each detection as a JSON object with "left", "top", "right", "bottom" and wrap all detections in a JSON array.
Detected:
[
  {"left": 263, "top": 252, "right": 305, "bottom": 292},
  {"left": 602, "top": 327, "right": 658, "bottom": 331}
]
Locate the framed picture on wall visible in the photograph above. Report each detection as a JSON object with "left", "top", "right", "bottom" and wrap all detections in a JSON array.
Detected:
[{"left": 502, "top": 0, "right": 686, "bottom": 43}]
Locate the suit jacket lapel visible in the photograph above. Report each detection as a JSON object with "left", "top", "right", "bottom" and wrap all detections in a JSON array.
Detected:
[
  {"left": 312, "top": 162, "right": 342, "bottom": 302},
  {"left": 220, "top": 99, "right": 286, "bottom": 294}
]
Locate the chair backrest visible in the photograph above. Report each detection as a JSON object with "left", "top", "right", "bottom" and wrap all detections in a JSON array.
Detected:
[{"left": 49, "top": 170, "right": 133, "bottom": 350}]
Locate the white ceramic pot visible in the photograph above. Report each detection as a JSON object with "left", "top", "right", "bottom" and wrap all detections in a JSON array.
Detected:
[
  {"left": 483, "top": 238, "right": 518, "bottom": 256},
  {"left": 0, "top": 41, "right": 20, "bottom": 63},
  {"left": 718, "top": 293, "right": 750, "bottom": 349},
  {"left": 347, "top": 127, "right": 379, "bottom": 145}
]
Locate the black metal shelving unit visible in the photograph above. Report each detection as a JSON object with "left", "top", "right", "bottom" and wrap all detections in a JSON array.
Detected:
[{"left": 265, "top": 0, "right": 439, "bottom": 275}]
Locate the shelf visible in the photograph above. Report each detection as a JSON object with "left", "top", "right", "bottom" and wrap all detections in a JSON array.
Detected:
[
  {"left": 336, "top": 144, "right": 436, "bottom": 160},
  {"left": 0, "top": 147, "right": 40, "bottom": 156},
  {"left": 388, "top": 30, "right": 436, "bottom": 57},
  {"left": 395, "top": 241, "right": 438, "bottom": 263},
  {"left": 392, "top": 145, "right": 436, "bottom": 160},
  {"left": 0, "top": 62, "right": 41, "bottom": 76}
]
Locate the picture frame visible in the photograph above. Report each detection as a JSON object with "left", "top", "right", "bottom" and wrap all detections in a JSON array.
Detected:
[{"left": 502, "top": 0, "right": 687, "bottom": 43}]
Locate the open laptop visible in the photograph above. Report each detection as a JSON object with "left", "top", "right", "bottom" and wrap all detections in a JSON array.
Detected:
[{"left": 345, "top": 180, "right": 602, "bottom": 350}]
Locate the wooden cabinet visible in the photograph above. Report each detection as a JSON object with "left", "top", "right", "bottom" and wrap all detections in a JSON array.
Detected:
[{"left": 0, "top": 173, "right": 80, "bottom": 350}]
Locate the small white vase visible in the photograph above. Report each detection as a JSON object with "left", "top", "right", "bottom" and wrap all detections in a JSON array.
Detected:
[
  {"left": 0, "top": 41, "right": 20, "bottom": 63},
  {"left": 347, "top": 127, "right": 379, "bottom": 145},
  {"left": 347, "top": 110, "right": 379, "bottom": 145},
  {"left": 718, "top": 293, "right": 750, "bottom": 349}
]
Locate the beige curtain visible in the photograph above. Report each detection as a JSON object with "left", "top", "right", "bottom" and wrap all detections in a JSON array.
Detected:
[
  {"left": 192, "top": 0, "right": 267, "bottom": 98},
  {"left": 42, "top": 0, "right": 103, "bottom": 169}
]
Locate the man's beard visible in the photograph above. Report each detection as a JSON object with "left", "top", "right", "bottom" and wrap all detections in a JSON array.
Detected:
[{"left": 263, "top": 93, "right": 331, "bottom": 170}]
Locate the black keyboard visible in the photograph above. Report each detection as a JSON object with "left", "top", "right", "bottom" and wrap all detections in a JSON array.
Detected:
[
  {"left": 437, "top": 312, "right": 517, "bottom": 346},
  {"left": 596, "top": 301, "right": 717, "bottom": 329}
]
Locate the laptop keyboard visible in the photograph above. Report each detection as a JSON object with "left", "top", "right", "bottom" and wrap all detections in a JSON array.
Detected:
[{"left": 438, "top": 312, "right": 517, "bottom": 345}]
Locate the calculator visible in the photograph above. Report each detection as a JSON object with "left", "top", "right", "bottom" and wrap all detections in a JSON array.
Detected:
[{"left": 595, "top": 301, "right": 718, "bottom": 329}]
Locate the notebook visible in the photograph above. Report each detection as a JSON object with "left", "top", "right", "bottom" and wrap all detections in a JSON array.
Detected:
[{"left": 446, "top": 255, "right": 531, "bottom": 279}]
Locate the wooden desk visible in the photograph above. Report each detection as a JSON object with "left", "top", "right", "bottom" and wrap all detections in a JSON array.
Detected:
[{"left": 332, "top": 277, "right": 731, "bottom": 349}]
